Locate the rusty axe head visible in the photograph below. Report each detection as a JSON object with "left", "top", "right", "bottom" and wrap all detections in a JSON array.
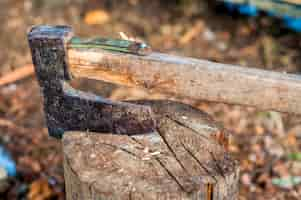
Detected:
[{"left": 28, "top": 25, "right": 155, "bottom": 138}]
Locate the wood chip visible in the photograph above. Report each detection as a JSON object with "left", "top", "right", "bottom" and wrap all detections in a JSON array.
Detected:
[
  {"left": 84, "top": 10, "right": 110, "bottom": 25},
  {"left": 179, "top": 21, "right": 204, "bottom": 45}
]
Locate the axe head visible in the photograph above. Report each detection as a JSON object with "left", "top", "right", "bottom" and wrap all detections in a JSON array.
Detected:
[{"left": 28, "top": 25, "right": 156, "bottom": 138}]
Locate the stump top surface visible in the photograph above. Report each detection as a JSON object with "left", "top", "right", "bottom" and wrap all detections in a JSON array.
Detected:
[{"left": 63, "top": 131, "right": 238, "bottom": 199}]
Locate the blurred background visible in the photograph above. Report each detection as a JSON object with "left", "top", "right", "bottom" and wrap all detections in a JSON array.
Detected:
[{"left": 1, "top": 0, "right": 301, "bottom": 199}]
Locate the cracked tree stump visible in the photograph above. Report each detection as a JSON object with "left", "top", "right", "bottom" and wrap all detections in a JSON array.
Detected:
[{"left": 63, "top": 100, "right": 239, "bottom": 200}]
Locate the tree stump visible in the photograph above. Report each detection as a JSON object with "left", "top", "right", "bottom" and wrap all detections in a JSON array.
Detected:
[{"left": 63, "top": 100, "right": 239, "bottom": 200}]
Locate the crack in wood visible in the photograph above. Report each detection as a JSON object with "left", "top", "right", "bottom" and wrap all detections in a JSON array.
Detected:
[
  {"left": 98, "top": 142, "right": 140, "bottom": 159},
  {"left": 179, "top": 140, "right": 217, "bottom": 183},
  {"left": 165, "top": 115, "right": 210, "bottom": 141},
  {"left": 129, "top": 136, "right": 144, "bottom": 148},
  {"left": 156, "top": 127, "right": 190, "bottom": 175},
  {"left": 206, "top": 183, "right": 214, "bottom": 200},
  {"left": 209, "top": 151, "right": 226, "bottom": 179},
  {"left": 155, "top": 157, "right": 186, "bottom": 192},
  {"left": 65, "top": 157, "right": 81, "bottom": 179},
  {"left": 129, "top": 186, "right": 133, "bottom": 200},
  {"left": 88, "top": 180, "right": 97, "bottom": 197}
]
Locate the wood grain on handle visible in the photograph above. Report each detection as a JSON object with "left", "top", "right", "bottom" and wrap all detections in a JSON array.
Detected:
[{"left": 67, "top": 47, "right": 301, "bottom": 115}]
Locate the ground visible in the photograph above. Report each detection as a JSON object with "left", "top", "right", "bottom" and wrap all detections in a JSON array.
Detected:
[{"left": 1, "top": 0, "right": 301, "bottom": 199}]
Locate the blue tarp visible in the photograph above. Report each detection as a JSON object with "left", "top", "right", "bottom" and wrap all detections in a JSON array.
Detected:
[
  {"left": 220, "top": 0, "right": 301, "bottom": 32},
  {"left": 0, "top": 146, "right": 16, "bottom": 177}
]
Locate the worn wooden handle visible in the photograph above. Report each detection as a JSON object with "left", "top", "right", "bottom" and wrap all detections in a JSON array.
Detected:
[{"left": 67, "top": 47, "right": 301, "bottom": 115}]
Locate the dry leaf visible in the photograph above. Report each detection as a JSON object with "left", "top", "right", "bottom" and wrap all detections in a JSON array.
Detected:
[
  {"left": 27, "top": 179, "right": 53, "bottom": 200},
  {"left": 84, "top": 10, "right": 110, "bottom": 25},
  {"left": 179, "top": 20, "right": 204, "bottom": 45},
  {"left": 241, "top": 173, "right": 251, "bottom": 186}
]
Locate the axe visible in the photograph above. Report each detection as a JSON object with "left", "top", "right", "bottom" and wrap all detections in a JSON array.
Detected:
[{"left": 28, "top": 25, "right": 301, "bottom": 138}]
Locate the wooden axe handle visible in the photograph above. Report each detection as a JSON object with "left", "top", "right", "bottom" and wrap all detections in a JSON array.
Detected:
[{"left": 67, "top": 47, "right": 301, "bottom": 115}]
